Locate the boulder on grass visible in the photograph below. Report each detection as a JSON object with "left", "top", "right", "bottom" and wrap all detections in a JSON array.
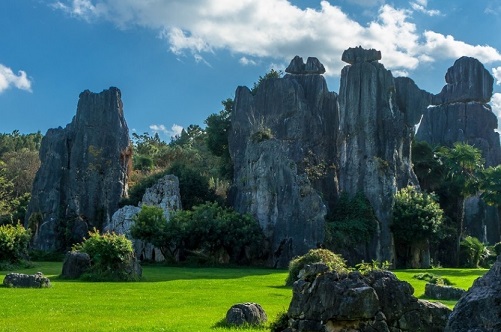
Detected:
[
  {"left": 425, "top": 283, "right": 465, "bottom": 301},
  {"left": 3, "top": 272, "right": 51, "bottom": 288},
  {"left": 61, "top": 251, "right": 91, "bottom": 279},
  {"left": 226, "top": 302, "right": 267, "bottom": 326}
]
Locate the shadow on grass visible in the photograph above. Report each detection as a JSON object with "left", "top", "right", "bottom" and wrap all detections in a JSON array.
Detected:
[{"left": 212, "top": 318, "right": 268, "bottom": 330}]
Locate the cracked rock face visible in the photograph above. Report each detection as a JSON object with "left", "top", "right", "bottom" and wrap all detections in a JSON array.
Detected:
[
  {"left": 26, "top": 87, "right": 132, "bottom": 251},
  {"left": 337, "top": 48, "right": 418, "bottom": 263},
  {"left": 229, "top": 56, "right": 338, "bottom": 268}
]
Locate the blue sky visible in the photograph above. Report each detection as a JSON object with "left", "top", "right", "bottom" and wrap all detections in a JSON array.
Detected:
[{"left": 1, "top": 0, "right": 501, "bottom": 140}]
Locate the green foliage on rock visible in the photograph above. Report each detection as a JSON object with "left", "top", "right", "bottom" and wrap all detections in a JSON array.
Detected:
[
  {"left": 0, "top": 223, "right": 31, "bottom": 263},
  {"left": 413, "top": 272, "right": 453, "bottom": 286},
  {"left": 72, "top": 229, "right": 139, "bottom": 281},
  {"left": 325, "top": 192, "right": 377, "bottom": 248},
  {"left": 285, "top": 248, "right": 348, "bottom": 286}
]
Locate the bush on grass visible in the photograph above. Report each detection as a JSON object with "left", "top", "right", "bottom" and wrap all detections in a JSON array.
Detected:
[
  {"left": 270, "top": 311, "right": 290, "bottom": 332},
  {"left": 0, "top": 223, "right": 30, "bottom": 263},
  {"left": 72, "top": 229, "right": 140, "bottom": 281},
  {"left": 413, "top": 272, "right": 453, "bottom": 286},
  {"left": 285, "top": 248, "right": 348, "bottom": 286}
]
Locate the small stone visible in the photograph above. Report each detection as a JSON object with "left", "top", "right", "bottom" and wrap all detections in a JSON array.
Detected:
[{"left": 3, "top": 272, "right": 51, "bottom": 288}]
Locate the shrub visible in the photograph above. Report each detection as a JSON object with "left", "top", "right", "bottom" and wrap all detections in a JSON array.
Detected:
[
  {"left": 460, "top": 236, "right": 489, "bottom": 268},
  {"left": 0, "top": 223, "right": 30, "bottom": 263},
  {"left": 355, "top": 260, "right": 391, "bottom": 275},
  {"left": 270, "top": 311, "right": 289, "bottom": 332},
  {"left": 413, "top": 272, "right": 453, "bottom": 286},
  {"left": 72, "top": 229, "right": 139, "bottom": 281},
  {"left": 285, "top": 249, "right": 348, "bottom": 286}
]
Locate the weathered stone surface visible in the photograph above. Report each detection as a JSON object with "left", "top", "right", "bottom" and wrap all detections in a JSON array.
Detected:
[
  {"left": 104, "top": 174, "right": 181, "bottom": 261},
  {"left": 285, "top": 265, "right": 450, "bottom": 332},
  {"left": 445, "top": 255, "right": 501, "bottom": 331},
  {"left": 26, "top": 87, "right": 132, "bottom": 251},
  {"left": 285, "top": 56, "right": 326, "bottom": 74},
  {"left": 394, "top": 76, "right": 433, "bottom": 128},
  {"left": 229, "top": 65, "right": 338, "bottom": 267},
  {"left": 61, "top": 251, "right": 91, "bottom": 279},
  {"left": 337, "top": 48, "right": 418, "bottom": 264},
  {"left": 225, "top": 303, "right": 267, "bottom": 326},
  {"left": 425, "top": 283, "right": 465, "bottom": 301},
  {"left": 342, "top": 46, "right": 382, "bottom": 64},
  {"left": 3, "top": 272, "right": 51, "bottom": 288},
  {"left": 433, "top": 56, "right": 494, "bottom": 104}
]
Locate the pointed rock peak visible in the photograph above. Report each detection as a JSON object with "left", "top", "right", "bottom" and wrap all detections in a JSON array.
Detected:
[
  {"left": 341, "top": 46, "right": 381, "bottom": 65},
  {"left": 285, "top": 56, "right": 325, "bottom": 74}
]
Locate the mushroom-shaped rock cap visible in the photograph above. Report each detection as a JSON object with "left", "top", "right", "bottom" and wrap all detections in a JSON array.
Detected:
[
  {"left": 342, "top": 46, "right": 382, "bottom": 64},
  {"left": 286, "top": 56, "right": 326, "bottom": 74}
]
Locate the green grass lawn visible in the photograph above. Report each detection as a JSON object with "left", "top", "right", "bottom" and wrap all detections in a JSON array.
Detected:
[
  {"left": 393, "top": 268, "right": 488, "bottom": 308},
  {"left": 0, "top": 263, "right": 488, "bottom": 331},
  {"left": 0, "top": 262, "right": 290, "bottom": 332}
]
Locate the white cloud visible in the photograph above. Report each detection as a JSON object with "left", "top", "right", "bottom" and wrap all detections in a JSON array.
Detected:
[
  {"left": 239, "top": 57, "right": 258, "bottom": 66},
  {"left": 410, "top": 1, "right": 441, "bottom": 16},
  {"left": 52, "top": 0, "right": 501, "bottom": 76},
  {"left": 51, "top": 0, "right": 106, "bottom": 21},
  {"left": 493, "top": 67, "right": 501, "bottom": 85},
  {"left": 149, "top": 123, "right": 183, "bottom": 138},
  {"left": 491, "top": 93, "right": 501, "bottom": 131},
  {"left": 0, "top": 64, "right": 32, "bottom": 93}
]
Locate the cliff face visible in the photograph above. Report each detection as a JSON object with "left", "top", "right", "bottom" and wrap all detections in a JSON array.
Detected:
[
  {"left": 26, "top": 87, "right": 132, "bottom": 250},
  {"left": 229, "top": 57, "right": 338, "bottom": 267},
  {"left": 337, "top": 47, "right": 419, "bottom": 263}
]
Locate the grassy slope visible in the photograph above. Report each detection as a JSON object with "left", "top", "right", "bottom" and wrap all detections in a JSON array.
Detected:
[{"left": 0, "top": 263, "right": 488, "bottom": 331}]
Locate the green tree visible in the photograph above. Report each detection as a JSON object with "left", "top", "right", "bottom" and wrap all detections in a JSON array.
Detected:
[
  {"left": 205, "top": 98, "right": 233, "bottom": 180},
  {"left": 251, "top": 69, "right": 283, "bottom": 95},
  {"left": 459, "top": 236, "right": 488, "bottom": 268},
  {"left": 436, "top": 142, "right": 484, "bottom": 265},
  {"left": 480, "top": 165, "right": 501, "bottom": 233},
  {"left": 0, "top": 223, "right": 31, "bottom": 263},
  {"left": 391, "top": 186, "right": 444, "bottom": 268}
]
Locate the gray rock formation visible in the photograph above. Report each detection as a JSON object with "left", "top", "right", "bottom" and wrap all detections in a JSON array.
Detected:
[
  {"left": 337, "top": 47, "right": 419, "bottom": 264},
  {"left": 284, "top": 264, "right": 450, "bottom": 331},
  {"left": 445, "top": 255, "right": 501, "bottom": 331},
  {"left": 341, "top": 46, "right": 382, "bottom": 65},
  {"left": 229, "top": 56, "right": 338, "bottom": 267},
  {"left": 424, "top": 283, "right": 465, "bottom": 301},
  {"left": 225, "top": 303, "right": 267, "bottom": 326},
  {"left": 61, "top": 251, "right": 91, "bottom": 279},
  {"left": 416, "top": 57, "right": 501, "bottom": 243},
  {"left": 25, "top": 87, "right": 132, "bottom": 251},
  {"left": 3, "top": 272, "right": 51, "bottom": 288},
  {"left": 105, "top": 174, "right": 181, "bottom": 261}
]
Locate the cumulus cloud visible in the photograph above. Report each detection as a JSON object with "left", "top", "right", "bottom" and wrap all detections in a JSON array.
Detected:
[
  {"left": 51, "top": 0, "right": 501, "bottom": 76},
  {"left": 239, "top": 57, "right": 258, "bottom": 66},
  {"left": 493, "top": 67, "right": 501, "bottom": 85},
  {"left": 149, "top": 123, "right": 183, "bottom": 138},
  {"left": 0, "top": 64, "right": 32, "bottom": 93}
]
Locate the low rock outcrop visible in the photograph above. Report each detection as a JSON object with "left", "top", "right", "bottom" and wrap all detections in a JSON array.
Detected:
[
  {"left": 283, "top": 264, "right": 450, "bottom": 331},
  {"left": 25, "top": 87, "right": 132, "bottom": 251},
  {"left": 104, "top": 174, "right": 181, "bottom": 261},
  {"left": 3, "top": 272, "right": 51, "bottom": 288},
  {"left": 425, "top": 283, "right": 465, "bottom": 301},
  {"left": 229, "top": 56, "right": 338, "bottom": 267},
  {"left": 225, "top": 303, "right": 267, "bottom": 326},
  {"left": 61, "top": 251, "right": 91, "bottom": 279},
  {"left": 445, "top": 256, "right": 501, "bottom": 331},
  {"left": 337, "top": 47, "right": 419, "bottom": 264}
]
